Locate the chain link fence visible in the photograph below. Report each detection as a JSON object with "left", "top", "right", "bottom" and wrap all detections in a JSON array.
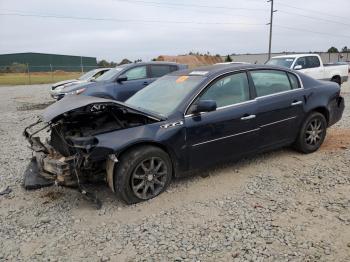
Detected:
[{"left": 0, "top": 64, "right": 98, "bottom": 85}]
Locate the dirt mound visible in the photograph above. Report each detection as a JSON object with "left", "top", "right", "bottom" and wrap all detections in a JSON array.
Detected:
[
  {"left": 156, "top": 55, "right": 223, "bottom": 68},
  {"left": 321, "top": 128, "right": 350, "bottom": 151}
]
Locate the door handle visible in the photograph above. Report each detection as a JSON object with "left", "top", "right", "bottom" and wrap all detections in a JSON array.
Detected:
[
  {"left": 291, "top": 101, "right": 303, "bottom": 106},
  {"left": 241, "top": 114, "right": 256, "bottom": 120}
]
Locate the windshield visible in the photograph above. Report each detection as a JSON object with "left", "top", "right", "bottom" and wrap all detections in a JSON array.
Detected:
[
  {"left": 266, "top": 57, "right": 295, "bottom": 68},
  {"left": 95, "top": 66, "right": 125, "bottom": 82},
  {"left": 126, "top": 75, "right": 204, "bottom": 116},
  {"left": 78, "top": 69, "right": 99, "bottom": 81}
]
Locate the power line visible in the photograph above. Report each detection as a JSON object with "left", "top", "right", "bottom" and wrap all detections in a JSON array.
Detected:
[
  {"left": 279, "top": 10, "right": 350, "bottom": 27},
  {"left": 117, "top": 0, "right": 349, "bottom": 24},
  {"left": 276, "top": 2, "right": 348, "bottom": 21},
  {"left": 275, "top": 24, "right": 350, "bottom": 39},
  {"left": 1, "top": 10, "right": 349, "bottom": 39},
  {"left": 0, "top": 12, "right": 265, "bottom": 26},
  {"left": 113, "top": 0, "right": 268, "bottom": 12}
]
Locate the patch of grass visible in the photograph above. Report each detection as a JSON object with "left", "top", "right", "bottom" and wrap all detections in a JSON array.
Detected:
[{"left": 0, "top": 72, "right": 82, "bottom": 85}]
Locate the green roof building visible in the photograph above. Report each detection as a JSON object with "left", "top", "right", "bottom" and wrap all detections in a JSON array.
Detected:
[{"left": 0, "top": 52, "right": 97, "bottom": 72}]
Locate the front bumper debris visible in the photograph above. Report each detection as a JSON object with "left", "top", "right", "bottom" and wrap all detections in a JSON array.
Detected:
[
  {"left": 23, "top": 157, "right": 55, "bottom": 190},
  {"left": 23, "top": 120, "right": 79, "bottom": 189},
  {"left": 23, "top": 120, "right": 103, "bottom": 209}
]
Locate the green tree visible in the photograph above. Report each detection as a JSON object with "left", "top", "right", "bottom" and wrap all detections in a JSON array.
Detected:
[
  {"left": 97, "top": 59, "right": 110, "bottom": 67},
  {"left": 342, "top": 46, "right": 349, "bottom": 53},
  {"left": 119, "top": 58, "right": 131, "bottom": 65},
  {"left": 225, "top": 55, "right": 233, "bottom": 62},
  {"left": 327, "top": 47, "right": 339, "bottom": 53}
]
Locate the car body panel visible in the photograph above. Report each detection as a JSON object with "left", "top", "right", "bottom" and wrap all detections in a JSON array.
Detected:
[
  {"left": 185, "top": 100, "right": 259, "bottom": 169},
  {"left": 55, "top": 62, "right": 188, "bottom": 101},
  {"left": 49, "top": 68, "right": 111, "bottom": 98},
  {"left": 24, "top": 64, "right": 344, "bottom": 193},
  {"left": 266, "top": 54, "right": 349, "bottom": 84}
]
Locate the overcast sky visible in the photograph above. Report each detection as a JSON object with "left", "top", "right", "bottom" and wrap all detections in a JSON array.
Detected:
[{"left": 0, "top": 0, "right": 349, "bottom": 62}]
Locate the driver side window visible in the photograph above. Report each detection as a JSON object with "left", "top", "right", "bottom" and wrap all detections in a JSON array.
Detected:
[
  {"left": 125, "top": 66, "right": 147, "bottom": 81},
  {"left": 199, "top": 72, "right": 250, "bottom": 108},
  {"left": 295, "top": 57, "right": 307, "bottom": 69}
]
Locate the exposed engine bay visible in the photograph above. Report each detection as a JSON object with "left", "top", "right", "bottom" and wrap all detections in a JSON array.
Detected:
[{"left": 23, "top": 97, "right": 160, "bottom": 207}]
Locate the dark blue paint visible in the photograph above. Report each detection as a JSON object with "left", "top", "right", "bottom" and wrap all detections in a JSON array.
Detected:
[
  {"left": 54, "top": 64, "right": 345, "bottom": 177},
  {"left": 60, "top": 62, "right": 187, "bottom": 101}
]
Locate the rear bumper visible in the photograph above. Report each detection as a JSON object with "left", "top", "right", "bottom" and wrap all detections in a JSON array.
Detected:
[{"left": 328, "top": 96, "right": 345, "bottom": 127}]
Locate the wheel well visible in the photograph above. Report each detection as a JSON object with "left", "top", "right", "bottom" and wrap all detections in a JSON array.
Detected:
[
  {"left": 312, "top": 107, "right": 329, "bottom": 124},
  {"left": 331, "top": 75, "right": 341, "bottom": 80},
  {"left": 116, "top": 142, "right": 177, "bottom": 177}
]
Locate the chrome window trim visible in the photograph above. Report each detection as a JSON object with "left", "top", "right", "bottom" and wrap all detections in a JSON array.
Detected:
[
  {"left": 192, "top": 128, "right": 260, "bottom": 147},
  {"left": 183, "top": 68, "right": 304, "bottom": 118},
  {"left": 254, "top": 87, "right": 303, "bottom": 100},
  {"left": 184, "top": 99, "right": 255, "bottom": 118}
]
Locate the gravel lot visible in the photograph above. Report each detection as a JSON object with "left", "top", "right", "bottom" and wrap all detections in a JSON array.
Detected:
[{"left": 0, "top": 82, "right": 350, "bottom": 262}]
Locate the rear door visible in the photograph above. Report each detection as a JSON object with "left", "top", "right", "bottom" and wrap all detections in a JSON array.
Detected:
[
  {"left": 117, "top": 65, "right": 148, "bottom": 101},
  {"left": 249, "top": 69, "right": 305, "bottom": 149},
  {"left": 185, "top": 71, "right": 259, "bottom": 169}
]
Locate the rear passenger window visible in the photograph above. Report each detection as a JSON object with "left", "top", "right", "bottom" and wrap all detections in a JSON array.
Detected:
[
  {"left": 288, "top": 73, "right": 300, "bottom": 89},
  {"left": 150, "top": 65, "right": 172, "bottom": 78},
  {"left": 306, "top": 56, "right": 320, "bottom": 68},
  {"left": 250, "top": 70, "right": 292, "bottom": 97}
]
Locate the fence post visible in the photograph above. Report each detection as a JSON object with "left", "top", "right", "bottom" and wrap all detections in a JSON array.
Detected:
[
  {"left": 80, "top": 56, "right": 84, "bottom": 73},
  {"left": 27, "top": 63, "right": 31, "bottom": 85},
  {"left": 50, "top": 64, "right": 54, "bottom": 82}
]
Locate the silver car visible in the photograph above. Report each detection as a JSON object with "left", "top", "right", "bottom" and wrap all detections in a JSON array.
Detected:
[{"left": 49, "top": 68, "right": 111, "bottom": 99}]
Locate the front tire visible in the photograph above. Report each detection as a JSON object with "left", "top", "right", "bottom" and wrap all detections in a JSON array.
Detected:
[
  {"left": 295, "top": 112, "right": 327, "bottom": 154},
  {"left": 113, "top": 146, "right": 172, "bottom": 204}
]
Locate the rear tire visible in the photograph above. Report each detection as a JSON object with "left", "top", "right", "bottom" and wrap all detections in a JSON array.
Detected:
[
  {"left": 295, "top": 112, "right": 327, "bottom": 154},
  {"left": 331, "top": 76, "right": 341, "bottom": 86},
  {"left": 113, "top": 146, "right": 172, "bottom": 204}
]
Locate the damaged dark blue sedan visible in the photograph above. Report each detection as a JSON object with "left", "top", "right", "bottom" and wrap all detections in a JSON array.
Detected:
[{"left": 24, "top": 64, "right": 344, "bottom": 204}]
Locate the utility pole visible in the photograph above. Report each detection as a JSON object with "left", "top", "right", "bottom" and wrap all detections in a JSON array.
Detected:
[{"left": 267, "top": 0, "right": 277, "bottom": 60}]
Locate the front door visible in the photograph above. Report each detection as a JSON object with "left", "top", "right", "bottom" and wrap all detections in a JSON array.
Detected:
[
  {"left": 185, "top": 71, "right": 259, "bottom": 169},
  {"left": 117, "top": 65, "right": 149, "bottom": 101}
]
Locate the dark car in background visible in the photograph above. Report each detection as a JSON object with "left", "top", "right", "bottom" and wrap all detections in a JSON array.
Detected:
[
  {"left": 56, "top": 62, "right": 188, "bottom": 101},
  {"left": 50, "top": 68, "right": 111, "bottom": 99},
  {"left": 24, "top": 64, "right": 344, "bottom": 204}
]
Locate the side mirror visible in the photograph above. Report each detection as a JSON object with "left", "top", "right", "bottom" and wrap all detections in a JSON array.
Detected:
[
  {"left": 189, "top": 100, "right": 217, "bottom": 114},
  {"left": 294, "top": 65, "right": 303, "bottom": 70},
  {"left": 117, "top": 75, "right": 128, "bottom": 82}
]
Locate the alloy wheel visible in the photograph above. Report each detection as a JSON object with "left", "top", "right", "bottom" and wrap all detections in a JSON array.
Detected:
[
  {"left": 131, "top": 157, "right": 168, "bottom": 200},
  {"left": 305, "top": 118, "right": 324, "bottom": 146}
]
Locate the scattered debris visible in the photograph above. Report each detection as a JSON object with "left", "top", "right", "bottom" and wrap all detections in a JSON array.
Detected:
[{"left": 0, "top": 186, "right": 12, "bottom": 196}]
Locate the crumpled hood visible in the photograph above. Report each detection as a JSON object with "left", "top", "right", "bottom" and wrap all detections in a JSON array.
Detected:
[{"left": 42, "top": 95, "right": 165, "bottom": 123}]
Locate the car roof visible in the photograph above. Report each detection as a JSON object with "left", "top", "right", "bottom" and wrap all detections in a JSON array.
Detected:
[
  {"left": 115, "top": 61, "right": 182, "bottom": 69},
  {"left": 95, "top": 67, "right": 112, "bottom": 71},
  {"left": 169, "top": 64, "right": 292, "bottom": 78}
]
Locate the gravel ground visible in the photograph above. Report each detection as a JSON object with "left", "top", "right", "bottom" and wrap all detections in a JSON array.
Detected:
[{"left": 0, "top": 83, "right": 350, "bottom": 262}]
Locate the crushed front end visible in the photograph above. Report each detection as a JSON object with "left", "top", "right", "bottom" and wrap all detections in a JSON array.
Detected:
[
  {"left": 22, "top": 96, "right": 161, "bottom": 192},
  {"left": 23, "top": 119, "right": 102, "bottom": 190}
]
